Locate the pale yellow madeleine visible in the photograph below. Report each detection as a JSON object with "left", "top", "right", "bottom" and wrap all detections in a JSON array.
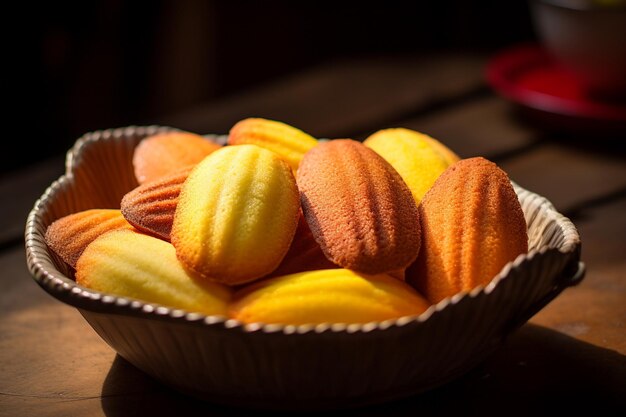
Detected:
[
  {"left": 76, "top": 229, "right": 232, "bottom": 315},
  {"left": 229, "top": 269, "right": 431, "bottom": 325},
  {"left": 171, "top": 144, "right": 300, "bottom": 285},
  {"left": 364, "top": 128, "right": 460, "bottom": 204},
  {"left": 228, "top": 117, "right": 318, "bottom": 172}
]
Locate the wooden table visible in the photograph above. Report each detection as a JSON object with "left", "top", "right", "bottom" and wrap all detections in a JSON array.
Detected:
[{"left": 2, "top": 51, "right": 625, "bottom": 417}]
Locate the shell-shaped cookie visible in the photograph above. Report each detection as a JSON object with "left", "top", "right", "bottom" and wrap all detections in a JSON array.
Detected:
[
  {"left": 228, "top": 118, "right": 318, "bottom": 172},
  {"left": 171, "top": 144, "right": 300, "bottom": 285},
  {"left": 121, "top": 166, "right": 192, "bottom": 241},
  {"left": 133, "top": 131, "right": 221, "bottom": 184},
  {"left": 45, "top": 209, "right": 134, "bottom": 268},
  {"left": 364, "top": 127, "right": 460, "bottom": 204},
  {"left": 268, "top": 210, "right": 338, "bottom": 278},
  {"left": 76, "top": 230, "right": 232, "bottom": 316},
  {"left": 406, "top": 157, "right": 529, "bottom": 304},
  {"left": 297, "top": 139, "right": 421, "bottom": 274},
  {"left": 229, "top": 269, "right": 431, "bottom": 325}
]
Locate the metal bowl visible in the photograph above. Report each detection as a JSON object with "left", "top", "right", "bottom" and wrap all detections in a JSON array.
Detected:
[{"left": 25, "top": 125, "right": 584, "bottom": 410}]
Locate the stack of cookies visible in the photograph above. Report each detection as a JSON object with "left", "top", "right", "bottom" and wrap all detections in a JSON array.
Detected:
[{"left": 45, "top": 118, "right": 528, "bottom": 325}]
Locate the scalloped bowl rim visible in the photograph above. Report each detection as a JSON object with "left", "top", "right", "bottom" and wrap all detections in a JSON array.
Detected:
[{"left": 25, "top": 125, "right": 583, "bottom": 336}]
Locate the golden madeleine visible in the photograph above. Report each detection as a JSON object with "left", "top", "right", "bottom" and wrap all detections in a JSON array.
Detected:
[
  {"left": 230, "top": 269, "right": 431, "bottom": 325},
  {"left": 228, "top": 117, "right": 318, "bottom": 172},
  {"left": 45, "top": 209, "right": 134, "bottom": 268},
  {"left": 121, "top": 166, "right": 192, "bottom": 241},
  {"left": 406, "top": 157, "right": 528, "bottom": 303},
  {"left": 133, "top": 131, "right": 221, "bottom": 184},
  {"left": 297, "top": 139, "right": 421, "bottom": 274}
]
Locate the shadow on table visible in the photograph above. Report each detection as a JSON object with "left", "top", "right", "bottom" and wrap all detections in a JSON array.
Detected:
[{"left": 100, "top": 324, "right": 625, "bottom": 417}]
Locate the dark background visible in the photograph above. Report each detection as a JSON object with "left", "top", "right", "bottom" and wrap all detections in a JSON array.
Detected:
[{"left": 6, "top": 0, "right": 536, "bottom": 175}]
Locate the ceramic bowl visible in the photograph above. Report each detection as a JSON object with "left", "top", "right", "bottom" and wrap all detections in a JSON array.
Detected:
[{"left": 25, "top": 125, "right": 584, "bottom": 410}]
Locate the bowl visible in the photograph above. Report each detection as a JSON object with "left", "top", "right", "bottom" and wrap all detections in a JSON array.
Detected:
[
  {"left": 25, "top": 125, "right": 584, "bottom": 410},
  {"left": 529, "top": 0, "right": 626, "bottom": 99}
]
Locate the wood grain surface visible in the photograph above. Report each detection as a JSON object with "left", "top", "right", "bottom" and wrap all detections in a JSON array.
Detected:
[{"left": 2, "top": 53, "right": 624, "bottom": 417}]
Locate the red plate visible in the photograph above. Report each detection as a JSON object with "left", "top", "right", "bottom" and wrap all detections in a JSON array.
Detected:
[{"left": 486, "top": 43, "right": 626, "bottom": 134}]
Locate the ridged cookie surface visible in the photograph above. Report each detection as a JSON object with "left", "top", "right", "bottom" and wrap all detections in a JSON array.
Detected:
[
  {"left": 297, "top": 139, "right": 421, "bottom": 274},
  {"left": 228, "top": 118, "right": 318, "bottom": 172},
  {"left": 171, "top": 144, "right": 300, "bottom": 285},
  {"left": 406, "top": 157, "right": 528, "bottom": 303},
  {"left": 133, "top": 131, "right": 221, "bottom": 184},
  {"left": 229, "top": 269, "right": 431, "bottom": 325},
  {"left": 268, "top": 210, "right": 338, "bottom": 278},
  {"left": 76, "top": 230, "right": 231, "bottom": 316},
  {"left": 364, "top": 127, "right": 460, "bottom": 204},
  {"left": 45, "top": 209, "right": 134, "bottom": 268},
  {"left": 121, "top": 166, "right": 192, "bottom": 241}
]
